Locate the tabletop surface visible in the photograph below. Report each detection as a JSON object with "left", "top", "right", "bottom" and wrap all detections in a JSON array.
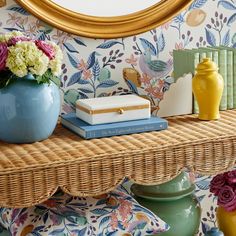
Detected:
[{"left": 0, "top": 110, "right": 236, "bottom": 208}]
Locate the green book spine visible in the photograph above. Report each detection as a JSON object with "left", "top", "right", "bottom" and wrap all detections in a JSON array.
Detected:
[
  {"left": 218, "top": 49, "right": 227, "bottom": 110},
  {"left": 209, "top": 47, "right": 228, "bottom": 110},
  {"left": 191, "top": 52, "right": 200, "bottom": 114},
  {"left": 233, "top": 51, "right": 236, "bottom": 108},
  {"left": 227, "top": 50, "right": 233, "bottom": 109},
  {"left": 212, "top": 51, "right": 219, "bottom": 67},
  {"left": 199, "top": 47, "right": 219, "bottom": 66},
  {"left": 173, "top": 50, "right": 184, "bottom": 79},
  {"left": 206, "top": 51, "right": 213, "bottom": 60},
  {"left": 218, "top": 46, "right": 233, "bottom": 109},
  {"left": 194, "top": 52, "right": 207, "bottom": 114}
]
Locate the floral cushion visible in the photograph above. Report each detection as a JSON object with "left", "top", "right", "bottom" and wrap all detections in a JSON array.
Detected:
[{"left": 0, "top": 186, "right": 169, "bottom": 236}]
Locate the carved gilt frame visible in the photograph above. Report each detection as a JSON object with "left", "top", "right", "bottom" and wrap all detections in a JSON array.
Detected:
[{"left": 15, "top": 0, "right": 193, "bottom": 38}]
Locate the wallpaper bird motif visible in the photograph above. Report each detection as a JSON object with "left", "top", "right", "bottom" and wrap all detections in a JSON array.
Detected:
[{"left": 0, "top": 0, "right": 236, "bottom": 235}]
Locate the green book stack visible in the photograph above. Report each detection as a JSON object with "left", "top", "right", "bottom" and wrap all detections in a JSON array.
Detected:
[
  {"left": 222, "top": 47, "right": 233, "bottom": 109},
  {"left": 191, "top": 50, "right": 207, "bottom": 113},
  {"left": 219, "top": 46, "right": 236, "bottom": 109},
  {"left": 233, "top": 48, "right": 236, "bottom": 108},
  {"left": 173, "top": 46, "right": 236, "bottom": 113},
  {"left": 199, "top": 47, "right": 219, "bottom": 67},
  {"left": 173, "top": 49, "right": 200, "bottom": 114},
  {"left": 173, "top": 50, "right": 199, "bottom": 79}
]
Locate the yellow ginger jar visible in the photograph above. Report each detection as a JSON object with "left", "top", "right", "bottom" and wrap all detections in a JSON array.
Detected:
[
  {"left": 192, "top": 58, "right": 224, "bottom": 120},
  {"left": 216, "top": 206, "right": 236, "bottom": 236}
]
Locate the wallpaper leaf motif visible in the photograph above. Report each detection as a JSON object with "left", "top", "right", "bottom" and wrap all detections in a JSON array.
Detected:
[
  {"left": 63, "top": 42, "right": 79, "bottom": 53},
  {"left": 227, "top": 12, "right": 236, "bottom": 26},
  {"left": 96, "top": 80, "right": 119, "bottom": 89},
  {"left": 67, "top": 72, "right": 82, "bottom": 87},
  {"left": 173, "top": 14, "right": 185, "bottom": 24},
  {"left": 87, "top": 51, "right": 97, "bottom": 70},
  {"left": 74, "top": 37, "right": 87, "bottom": 47},
  {"left": 7, "top": 5, "right": 30, "bottom": 15},
  {"left": 67, "top": 53, "right": 79, "bottom": 69},
  {"left": 139, "top": 38, "right": 157, "bottom": 56},
  {"left": 205, "top": 28, "right": 217, "bottom": 46},
  {"left": 0, "top": 0, "right": 236, "bottom": 234},
  {"left": 77, "top": 79, "right": 90, "bottom": 85},
  {"left": 92, "top": 60, "right": 100, "bottom": 79},
  {"left": 217, "top": 0, "right": 236, "bottom": 10},
  {"left": 189, "top": 0, "right": 208, "bottom": 10},
  {"left": 97, "top": 40, "right": 123, "bottom": 49},
  {"left": 222, "top": 29, "right": 230, "bottom": 46},
  {"left": 156, "top": 33, "right": 165, "bottom": 54}
]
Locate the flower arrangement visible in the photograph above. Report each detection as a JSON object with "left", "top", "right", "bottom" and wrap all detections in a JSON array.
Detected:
[
  {"left": 210, "top": 170, "right": 236, "bottom": 212},
  {"left": 0, "top": 31, "right": 63, "bottom": 88}
]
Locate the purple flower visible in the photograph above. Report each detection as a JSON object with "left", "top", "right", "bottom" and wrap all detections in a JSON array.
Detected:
[
  {"left": 210, "top": 173, "right": 226, "bottom": 196},
  {"left": 35, "top": 40, "right": 55, "bottom": 59},
  {"left": 217, "top": 186, "right": 236, "bottom": 212},
  {"left": 7, "top": 36, "right": 31, "bottom": 46},
  {"left": 0, "top": 43, "right": 8, "bottom": 71}
]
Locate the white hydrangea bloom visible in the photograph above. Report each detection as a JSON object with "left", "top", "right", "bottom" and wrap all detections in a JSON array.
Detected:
[
  {"left": 47, "top": 41, "right": 63, "bottom": 76},
  {"left": 6, "top": 41, "right": 49, "bottom": 77},
  {"left": 0, "top": 31, "right": 24, "bottom": 43}
]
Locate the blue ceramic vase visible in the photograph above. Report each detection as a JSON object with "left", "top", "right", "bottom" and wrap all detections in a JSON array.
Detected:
[{"left": 0, "top": 74, "right": 60, "bottom": 143}]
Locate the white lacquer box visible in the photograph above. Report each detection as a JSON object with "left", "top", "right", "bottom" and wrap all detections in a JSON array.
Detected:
[{"left": 76, "top": 95, "right": 150, "bottom": 125}]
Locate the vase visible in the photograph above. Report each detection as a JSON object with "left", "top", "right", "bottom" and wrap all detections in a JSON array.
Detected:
[
  {"left": 131, "top": 172, "right": 201, "bottom": 236},
  {"left": 192, "top": 58, "right": 224, "bottom": 120},
  {"left": 0, "top": 74, "right": 60, "bottom": 143},
  {"left": 216, "top": 206, "right": 236, "bottom": 236},
  {"left": 205, "top": 227, "right": 224, "bottom": 236}
]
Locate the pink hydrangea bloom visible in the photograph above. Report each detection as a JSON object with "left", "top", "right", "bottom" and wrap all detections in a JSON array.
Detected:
[
  {"left": 0, "top": 43, "right": 8, "bottom": 71},
  {"left": 35, "top": 40, "right": 55, "bottom": 60}
]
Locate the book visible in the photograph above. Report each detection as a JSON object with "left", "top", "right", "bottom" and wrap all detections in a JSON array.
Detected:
[
  {"left": 61, "top": 113, "right": 168, "bottom": 139},
  {"left": 233, "top": 49, "right": 236, "bottom": 108},
  {"left": 191, "top": 49, "right": 207, "bottom": 114},
  {"left": 208, "top": 47, "right": 228, "bottom": 110},
  {"left": 199, "top": 47, "right": 219, "bottom": 66},
  {"left": 217, "top": 46, "right": 233, "bottom": 109},
  {"left": 218, "top": 46, "right": 236, "bottom": 108},
  {"left": 173, "top": 49, "right": 199, "bottom": 79},
  {"left": 173, "top": 49, "right": 200, "bottom": 114},
  {"left": 226, "top": 49, "right": 233, "bottom": 109}
]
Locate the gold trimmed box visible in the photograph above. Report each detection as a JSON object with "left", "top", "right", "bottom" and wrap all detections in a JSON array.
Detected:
[{"left": 76, "top": 95, "right": 150, "bottom": 125}]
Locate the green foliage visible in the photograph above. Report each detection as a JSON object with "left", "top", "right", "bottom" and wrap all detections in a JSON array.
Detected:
[
  {"left": 35, "top": 69, "right": 61, "bottom": 87},
  {"left": 0, "top": 70, "right": 60, "bottom": 89},
  {"left": 0, "top": 71, "right": 16, "bottom": 89}
]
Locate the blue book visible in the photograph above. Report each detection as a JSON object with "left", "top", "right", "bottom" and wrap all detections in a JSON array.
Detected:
[{"left": 61, "top": 113, "right": 168, "bottom": 139}]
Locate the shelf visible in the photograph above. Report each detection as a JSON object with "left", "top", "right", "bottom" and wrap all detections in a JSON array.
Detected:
[{"left": 0, "top": 110, "right": 236, "bottom": 208}]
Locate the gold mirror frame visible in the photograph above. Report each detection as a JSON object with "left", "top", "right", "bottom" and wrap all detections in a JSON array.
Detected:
[{"left": 15, "top": 0, "right": 193, "bottom": 38}]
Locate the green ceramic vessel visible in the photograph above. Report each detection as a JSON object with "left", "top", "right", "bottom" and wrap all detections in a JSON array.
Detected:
[{"left": 131, "top": 172, "right": 201, "bottom": 236}]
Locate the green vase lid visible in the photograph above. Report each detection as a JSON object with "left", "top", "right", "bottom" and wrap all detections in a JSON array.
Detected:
[{"left": 131, "top": 172, "right": 195, "bottom": 200}]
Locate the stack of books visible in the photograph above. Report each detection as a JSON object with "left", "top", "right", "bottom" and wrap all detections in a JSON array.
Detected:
[
  {"left": 61, "top": 113, "right": 168, "bottom": 139},
  {"left": 173, "top": 46, "right": 236, "bottom": 113}
]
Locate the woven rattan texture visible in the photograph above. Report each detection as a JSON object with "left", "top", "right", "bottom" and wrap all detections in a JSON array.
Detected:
[{"left": 0, "top": 110, "right": 236, "bottom": 208}]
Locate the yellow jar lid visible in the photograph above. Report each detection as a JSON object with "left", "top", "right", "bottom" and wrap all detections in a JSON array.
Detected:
[{"left": 196, "top": 58, "right": 218, "bottom": 72}]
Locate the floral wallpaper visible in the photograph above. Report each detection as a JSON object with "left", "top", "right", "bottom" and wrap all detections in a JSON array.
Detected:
[
  {"left": 1, "top": 0, "right": 235, "bottom": 115},
  {"left": 0, "top": 0, "right": 236, "bottom": 235}
]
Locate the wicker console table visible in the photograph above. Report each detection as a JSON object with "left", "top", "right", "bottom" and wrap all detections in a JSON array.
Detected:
[{"left": 0, "top": 110, "right": 236, "bottom": 208}]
